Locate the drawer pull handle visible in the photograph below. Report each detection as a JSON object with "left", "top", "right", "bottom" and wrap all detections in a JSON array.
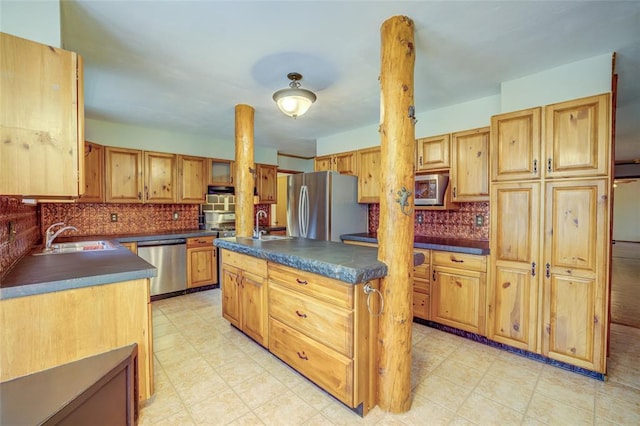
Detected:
[
  {"left": 451, "top": 258, "right": 464, "bottom": 263},
  {"left": 296, "top": 278, "right": 308, "bottom": 285},
  {"left": 297, "top": 351, "right": 308, "bottom": 360},
  {"left": 295, "top": 310, "right": 307, "bottom": 318}
]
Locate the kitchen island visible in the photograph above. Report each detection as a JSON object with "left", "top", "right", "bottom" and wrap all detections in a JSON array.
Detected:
[{"left": 215, "top": 237, "right": 421, "bottom": 415}]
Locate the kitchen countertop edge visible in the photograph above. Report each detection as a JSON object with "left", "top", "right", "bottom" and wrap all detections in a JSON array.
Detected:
[{"left": 340, "top": 233, "right": 490, "bottom": 255}]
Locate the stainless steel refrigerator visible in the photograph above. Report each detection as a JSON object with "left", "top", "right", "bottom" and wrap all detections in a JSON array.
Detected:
[{"left": 287, "top": 171, "right": 368, "bottom": 241}]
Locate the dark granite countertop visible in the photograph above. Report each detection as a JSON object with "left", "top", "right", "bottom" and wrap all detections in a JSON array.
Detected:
[
  {"left": 55, "top": 229, "right": 218, "bottom": 244},
  {"left": 215, "top": 237, "right": 425, "bottom": 284},
  {"left": 340, "top": 233, "right": 490, "bottom": 255}
]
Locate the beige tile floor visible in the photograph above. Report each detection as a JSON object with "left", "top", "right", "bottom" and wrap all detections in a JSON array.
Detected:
[{"left": 140, "top": 289, "right": 640, "bottom": 425}]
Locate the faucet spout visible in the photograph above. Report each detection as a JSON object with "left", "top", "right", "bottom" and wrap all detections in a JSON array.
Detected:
[
  {"left": 253, "top": 210, "right": 267, "bottom": 239},
  {"left": 45, "top": 224, "right": 78, "bottom": 250}
]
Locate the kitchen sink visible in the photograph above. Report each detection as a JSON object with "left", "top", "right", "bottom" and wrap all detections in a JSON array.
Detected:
[
  {"left": 33, "top": 240, "right": 119, "bottom": 255},
  {"left": 257, "top": 235, "right": 293, "bottom": 241}
]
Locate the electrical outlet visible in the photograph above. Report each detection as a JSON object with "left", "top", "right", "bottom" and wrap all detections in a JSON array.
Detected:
[
  {"left": 475, "top": 214, "right": 484, "bottom": 227},
  {"left": 173, "top": 211, "right": 179, "bottom": 220},
  {"left": 416, "top": 213, "right": 424, "bottom": 224},
  {"left": 110, "top": 213, "right": 118, "bottom": 222}
]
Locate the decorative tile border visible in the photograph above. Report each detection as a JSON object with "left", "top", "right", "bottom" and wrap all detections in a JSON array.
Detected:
[{"left": 413, "top": 318, "right": 606, "bottom": 381}]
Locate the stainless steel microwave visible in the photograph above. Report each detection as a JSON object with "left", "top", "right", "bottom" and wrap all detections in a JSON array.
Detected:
[{"left": 414, "top": 173, "right": 449, "bottom": 206}]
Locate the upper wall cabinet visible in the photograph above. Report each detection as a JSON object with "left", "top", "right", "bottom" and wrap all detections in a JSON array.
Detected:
[
  {"left": 79, "top": 141, "right": 105, "bottom": 203},
  {"left": 105, "top": 147, "right": 144, "bottom": 203},
  {"left": 315, "top": 151, "right": 357, "bottom": 176},
  {"left": 178, "top": 155, "right": 207, "bottom": 204},
  {"left": 490, "top": 107, "right": 542, "bottom": 182},
  {"left": 0, "top": 33, "right": 84, "bottom": 197},
  {"left": 544, "top": 93, "right": 610, "bottom": 179},
  {"left": 143, "top": 151, "right": 177, "bottom": 203},
  {"left": 450, "top": 127, "right": 490, "bottom": 202},
  {"left": 210, "top": 159, "right": 234, "bottom": 186},
  {"left": 416, "top": 134, "right": 450, "bottom": 172},
  {"left": 357, "top": 147, "right": 382, "bottom": 203},
  {"left": 256, "top": 163, "right": 277, "bottom": 204}
]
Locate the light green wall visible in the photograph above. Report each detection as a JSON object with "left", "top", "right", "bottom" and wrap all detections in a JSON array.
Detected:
[
  {"left": 277, "top": 155, "right": 314, "bottom": 173},
  {"left": 318, "top": 54, "right": 611, "bottom": 156},
  {"left": 0, "top": 0, "right": 61, "bottom": 47},
  {"left": 86, "top": 118, "right": 278, "bottom": 165},
  {"left": 613, "top": 179, "right": 640, "bottom": 242}
]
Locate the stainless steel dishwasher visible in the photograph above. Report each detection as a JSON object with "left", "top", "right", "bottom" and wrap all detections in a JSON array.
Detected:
[{"left": 137, "top": 238, "right": 187, "bottom": 297}]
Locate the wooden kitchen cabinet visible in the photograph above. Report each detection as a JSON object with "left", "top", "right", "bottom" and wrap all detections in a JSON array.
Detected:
[
  {"left": 544, "top": 93, "right": 610, "bottom": 179},
  {"left": 490, "top": 107, "right": 542, "bottom": 182},
  {"left": 120, "top": 241, "right": 137, "bottom": 253},
  {"left": 221, "top": 250, "right": 268, "bottom": 347},
  {"left": 105, "top": 147, "right": 144, "bottom": 203},
  {"left": 541, "top": 178, "right": 609, "bottom": 372},
  {"left": 178, "top": 155, "right": 207, "bottom": 203},
  {"left": 0, "top": 32, "right": 84, "bottom": 198},
  {"left": 413, "top": 248, "right": 431, "bottom": 320},
  {"left": 488, "top": 181, "right": 541, "bottom": 351},
  {"left": 144, "top": 151, "right": 177, "bottom": 203},
  {"left": 209, "top": 158, "right": 234, "bottom": 186},
  {"left": 431, "top": 251, "right": 487, "bottom": 336},
  {"left": 450, "top": 127, "right": 490, "bottom": 201},
  {"left": 79, "top": 141, "right": 105, "bottom": 203},
  {"left": 267, "top": 262, "right": 379, "bottom": 414},
  {"left": 315, "top": 151, "right": 357, "bottom": 176},
  {"left": 256, "top": 163, "right": 278, "bottom": 203},
  {"left": 415, "top": 134, "right": 450, "bottom": 172},
  {"left": 187, "top": 236, "right": 217, "bottom": 288},
  {"left": 356, "top": 146, "right": 381, "bottom": 203}
]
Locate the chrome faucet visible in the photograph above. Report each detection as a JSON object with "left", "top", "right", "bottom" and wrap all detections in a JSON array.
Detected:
[
  {"left": 253, "top": 210, "right": 267, "bottom": 240},
  {"left": 45, "top": 222, "right": 78, "bottom": 250}
]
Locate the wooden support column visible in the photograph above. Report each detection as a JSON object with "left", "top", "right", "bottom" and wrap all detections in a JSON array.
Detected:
[
  {"left": 377, "top": 15, "right": 416, "bottom": 413},
  {"left": 234, "top": 104, "right": 255, "bottom": 237}
]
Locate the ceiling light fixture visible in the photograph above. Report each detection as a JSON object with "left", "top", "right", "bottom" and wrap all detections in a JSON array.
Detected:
[{"left": 272, "top": 72, "right": 316, "bottom": 118}]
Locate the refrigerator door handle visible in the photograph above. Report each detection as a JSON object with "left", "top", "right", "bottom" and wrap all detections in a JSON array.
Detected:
[
  {"left": 300, "top": 185, "right": 309, "bottom": 238},
  {"left": 298, "top": 185, "right": 305, "bottom": 237}
]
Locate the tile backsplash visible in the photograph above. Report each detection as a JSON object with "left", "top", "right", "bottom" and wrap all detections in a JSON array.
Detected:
[
  {"left": 368, "top": 202, "right": 489, "bottom": 241},
  {"left": 40, "top": 203, "right": 200, "bottom": 237},
  {"left": 1, "top": 196, "right": 39, "bottom": 281}
]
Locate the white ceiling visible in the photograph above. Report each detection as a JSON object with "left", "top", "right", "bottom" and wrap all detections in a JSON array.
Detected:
[{"left": 60, "top": 0, "right": 640, "bottom": 160}]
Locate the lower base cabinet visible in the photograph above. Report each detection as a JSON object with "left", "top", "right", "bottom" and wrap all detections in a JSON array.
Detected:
[
  {"left": 413, "top": 248, "right": 431, "bottom": 320},
  {"left": 186, "top": 236, "right": 217, "bottom": 288}
]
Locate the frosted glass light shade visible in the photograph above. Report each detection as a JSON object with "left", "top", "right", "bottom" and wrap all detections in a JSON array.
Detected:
[{"left": 272, "top": 88, "right": 316, "bottom": 118}]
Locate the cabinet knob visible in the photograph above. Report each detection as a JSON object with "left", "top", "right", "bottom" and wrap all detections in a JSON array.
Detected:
[
  {"left": 533, "top": 159, "right": 538, "bottom": 174},
  {"left": 295, "top": 278, "right": 308, "bottom": 285},
  {"left": 547, "top": 158, "right": 552, "bottom": 173},
  {"left": 531, "top": 262, "right": 536, "bottom": 276},
  {"left": 453, "top": 187, "right": 457, "bottom": 198},
  {"left": 545, "top": 262, "right": 550, "bottom": 278},
  {"left": 297, "top": 351, "right": 309, "bottom": 360},
  {"left": 295, "top": 310, "right": 307, "bottom": 318}
]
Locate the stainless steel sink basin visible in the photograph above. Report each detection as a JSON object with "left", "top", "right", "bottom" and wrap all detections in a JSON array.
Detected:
[
  {"left": 34, "top": 240, "right": 119, "bottom": 255},
  {"left": 257, "top": 235, "right": 293, "bottom": 241}
]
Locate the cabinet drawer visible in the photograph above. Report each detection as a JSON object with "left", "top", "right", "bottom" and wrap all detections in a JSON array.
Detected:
[
  {"left": 432, "top": 251, "right": 487, "bottom": 272},
  {"left": 413, "top": 291, "right": 430, "bottom": 320},
  {"left": 269, "top": 283, "right": 353, "bottom": 357},
  {"left": 269, "top": 319, "right": 353, "bottom": 406},
  {"left": 413, "top": 249, "right": 430, "bottom": 278},
  {"left": 268, "top": 263, "right": 353, "bottom": 309},
  {"left": 222, "top": 250, "right": 267, "bottom": 276},
  {"left": 187, "top": 235, "right": 215, "bottom": 248}
]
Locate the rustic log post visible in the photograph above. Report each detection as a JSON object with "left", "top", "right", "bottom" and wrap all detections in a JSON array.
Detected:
[
  {"left": 234, "top": 104, "right": 255, "bottom": 237},
  {"left": 377, "top": 15, "right": 416, "bottom": 413}
]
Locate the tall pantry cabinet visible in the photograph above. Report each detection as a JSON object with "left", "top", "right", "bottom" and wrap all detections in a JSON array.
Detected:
[{"left": 489, "top": 93, "right": 611, "bottom": 373}]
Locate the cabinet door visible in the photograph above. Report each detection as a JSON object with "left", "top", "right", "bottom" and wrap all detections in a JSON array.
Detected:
[
  {"left": 178, "top": 155, "right": 206, "bottom": 203},
  {"left": 1, "top": 33, "right": 82, "bottom": 197},
  {"left": 257, "top": 164, "right": 277, "bottom": 203},
  {"left": 451, "top": 127, "right": 490, "bottom": 201},
  {"left": 357, "top": 147, "right": 381, "bottom": 203},
  {"left": 79, "top": 141, "right": 105, "bottom": 203},
  {"left": 105, "top": 147, "right": 143, "bottom": 203},
  {"left": 491, "top": 107, "right": 541, "bottom": 181},
  {"left": 221, "top": 265, "right": 241, "bottom": 328},
  {"left": 187, "top": 246, "right": 217, "bottom": 288},
  {"left": 144, "top": 151, "right": 176, "bottom": 203},
  {"left": 334, "top": 151, "right": 357, "bottom": 176},
  {"left": 431, "top": 266, "right": 486, "bottom": 335},
  {"left": 544, "top": 93, "right": 610, "bottom": 178},
  {"left": 242, "top": 270, "right": 268, "bottom": 347},
  {"left": 489, "top": 182, "right": 541, "bottom": 351},
  {"left": 542, "top": 178, "right": 609, "bottom": 372},
  {"left": 315, "top": 155, "right": 333, "bottom": 172},
  {"left": 210, "top": 159, "right": 234, "bottom": 186},
  {"left": 416, "top": 134, "right": 450, "bottom": 171}
]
